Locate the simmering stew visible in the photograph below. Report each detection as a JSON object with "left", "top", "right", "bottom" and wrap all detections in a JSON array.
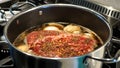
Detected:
[{"left": 13, "top": 22, "right": 103, "bottom": 58}]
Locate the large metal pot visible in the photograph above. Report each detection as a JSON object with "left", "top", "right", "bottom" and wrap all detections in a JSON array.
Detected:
[{"left": 3, "top": 4, "right": 119, "bottom": 68}]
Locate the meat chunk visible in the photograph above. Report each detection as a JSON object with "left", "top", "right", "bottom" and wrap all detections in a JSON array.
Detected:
[
  {"left": 27, "top": 30, "right": 97, "bottom": 58},
  {"left": 26, "top": 31, "right": 40, "bottom": 47},
  {"left": 26, "top": 30, "right": 62, "bottom": 47}
]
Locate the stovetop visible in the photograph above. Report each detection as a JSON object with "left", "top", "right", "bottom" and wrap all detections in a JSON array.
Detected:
[{"left": 0, "top": 0, "right": 120, "bottom": 68}]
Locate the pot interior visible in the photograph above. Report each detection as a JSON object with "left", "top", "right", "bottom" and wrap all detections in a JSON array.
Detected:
[{"left": 5, "top": 4, "right": 111, "bottom": 49}]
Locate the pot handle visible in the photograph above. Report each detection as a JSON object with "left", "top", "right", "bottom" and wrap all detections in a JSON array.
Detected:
[
  {"left": 9, "top": 1, "right": 36, "bottom": 15},
  {"left": 42, "top": 0, "right": 59, "bottom": 4},
  {"left": 87, "top": 38, "right": 120, "bottom": 63},
  {"left": 87, "top": 50, "right": 120, "bottom": 63}
]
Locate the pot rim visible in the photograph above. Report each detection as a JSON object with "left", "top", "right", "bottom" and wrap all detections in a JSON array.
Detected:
[{"left": 4, "top": 4, "right": 112, "bottom": 60}]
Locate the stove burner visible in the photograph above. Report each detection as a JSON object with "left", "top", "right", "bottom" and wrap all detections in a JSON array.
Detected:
[
  {"left": 102, "top": 41, "right": 120, "bottom": 68},
  {"left": 0, "top": 1, "right": 36, "bottom": 67},
  {"left": 0, "top": 41, "right": 13, "bottom": 68}
]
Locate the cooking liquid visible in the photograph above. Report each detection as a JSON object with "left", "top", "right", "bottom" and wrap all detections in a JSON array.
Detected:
[{"left": 13, "top": 22, "right": 103, "bottom": 58}]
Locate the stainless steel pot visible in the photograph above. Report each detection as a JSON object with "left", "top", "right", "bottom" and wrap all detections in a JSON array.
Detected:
[{"left": 3, "top": 4, "right": 120, "bottom": 68}]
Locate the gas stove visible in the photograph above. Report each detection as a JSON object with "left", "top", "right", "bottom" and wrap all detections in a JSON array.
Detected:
[{"left": 0, "top": 0, "right": 120, "bottom": 68}]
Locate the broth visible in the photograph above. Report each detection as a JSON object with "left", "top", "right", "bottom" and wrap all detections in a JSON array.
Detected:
[{"left": 13, "top": 22, "right": 103, "bottom": 58}]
